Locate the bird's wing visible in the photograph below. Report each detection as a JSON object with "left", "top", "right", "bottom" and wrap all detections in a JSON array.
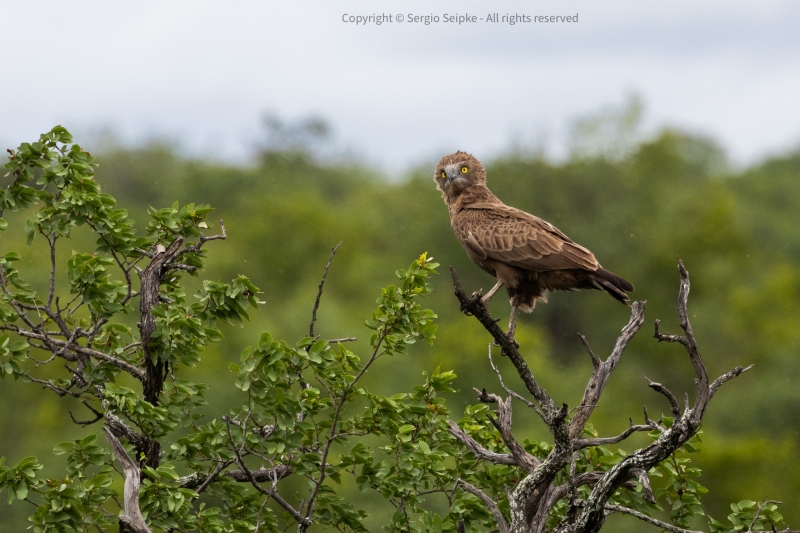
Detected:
[{"left": 460, "top": 205, "right": 599, "bottom": 272}]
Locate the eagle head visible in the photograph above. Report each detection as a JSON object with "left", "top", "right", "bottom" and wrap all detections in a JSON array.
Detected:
[{"left": 434, "top": 151, "right": 487, "bottom": 203}]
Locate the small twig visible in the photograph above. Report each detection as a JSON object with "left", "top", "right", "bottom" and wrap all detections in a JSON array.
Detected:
[
  {"left": 748, "top": 499, "right": 781, "bottom": 532},
  {"left": 577, "top": 333, "right": 600, "bottom": 370},
  {"left": 172, "top": 219, "right": 228, "bottom": 259},
  {"left": 457, "top": 479, "right": 510, "bottom": 533},
  {"left": 328, "top": 337, "right": 357, "bottom": 343},
  {"left": 487, "top": 345, "right": 545, "bottom": 421},
  {"left": 604, "top": 503, "right": 702, "bottom": 533},
  {"left": 14, "top": 329, "right": 146, "bottom": 380},
  {"left": 653, "top": 319, "right": 686, "bottom": 345},
  {"left": 643, "top": 375, "right": 681, "bottom": 418},
  {"left": 224, "top": 420, "right": 309, "bottom": 526},
  {"left": 69, "top": 410, "right": 103, "bottom": 426},
  {"left": 572, "top": 421, "right": 651, "bottom": 450}
]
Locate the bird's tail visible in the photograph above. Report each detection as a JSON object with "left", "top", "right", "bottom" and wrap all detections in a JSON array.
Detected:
[{"left": 589, "top": 268, "right": 635, "bottom": 305}]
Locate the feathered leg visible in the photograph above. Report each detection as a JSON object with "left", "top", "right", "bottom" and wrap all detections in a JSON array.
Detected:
[
  {"left": 507, "top": 298, "right": 520, "bottom": 347},
  {"left": 481, "top": 279, "right": 504, "bottom": 308}
]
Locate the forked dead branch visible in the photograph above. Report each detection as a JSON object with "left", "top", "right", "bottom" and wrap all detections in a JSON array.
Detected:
[{"left": 447, "top": 260, "right": 779, "bottom": 533}]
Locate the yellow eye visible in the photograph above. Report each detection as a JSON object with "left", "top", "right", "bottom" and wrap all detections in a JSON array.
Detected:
[
  {"left": 440, "top": 171, "right": 446, "bottom": 178},
  {"left": 461, "top": 166, "right": 468, "bottom": 174}
]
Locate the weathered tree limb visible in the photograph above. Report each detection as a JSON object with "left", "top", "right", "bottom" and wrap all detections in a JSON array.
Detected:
[
  {"left": 178, "top": 463, "right": 291, "bottom": 490},
  {"left": 452, "top": 268, "right": 575, "bottom": 528},
  {"left": 476, "top": 389, "right": 539, "bottom": 473},
  {"left": 103, "top": 427, "right": 152, "bottom": 533},
  {"left": 105, "top": 413, "right": 149, "bottom": 452},
  {"left": 139, "top": 237, "right": 183, "bottom": 407},
  {"left": 450, "top": 267, "right": 558, "bottom": 420},
  {"left": 572, "top": 421, "right": 651, "bottom": 450},
  {"left": 447, "top": 420, "right": 516, "bottom": 466},
  {"left": 451, "top": 261, "right": 755, "bottom": 533},
  {"left": 13, "top": 329, "right": 145, "bottom": 380}
]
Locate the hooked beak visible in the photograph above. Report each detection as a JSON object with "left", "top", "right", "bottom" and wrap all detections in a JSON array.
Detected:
[{"left": 445, "top": 167, "right": 459, "bottom": 183}]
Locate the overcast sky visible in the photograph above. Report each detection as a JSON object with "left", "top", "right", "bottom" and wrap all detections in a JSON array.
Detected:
[{"left": 2, "top": 1, "right": 799, "bottom": 174}]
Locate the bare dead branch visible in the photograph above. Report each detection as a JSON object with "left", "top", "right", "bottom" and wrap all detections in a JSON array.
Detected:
[
  {"left": 711, "top": 364, "right": 754, "bottom": 397},
  {"left": 103, "top": 428, "right": 152, "bottom": 533},
  {"left": 478, "top": 391, "right": 539, "bottom": 473},
  {"left": 605, "top": 503, "right": 702, "bottom": 533},
  {"left": 568, "top": 302, "right": 646, "bottom": 440},
  {"left": 557, "top": 262, "right": 751, "bottom": 533},
  {"left": 309, "top": 241, "right": 342, "bottom": 338},
  {"left": 458, "top": 479, "right": 510, "bottom": 533}
]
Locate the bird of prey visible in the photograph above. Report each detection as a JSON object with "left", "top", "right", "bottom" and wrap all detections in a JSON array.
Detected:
[{"left": 434, "top": 151, "right": 633, "bottom": 344}]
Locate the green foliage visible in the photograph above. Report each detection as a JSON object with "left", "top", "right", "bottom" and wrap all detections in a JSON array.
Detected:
[
  {"left": 709, "top": 500, "right": 785, "bottom": 533},
  {"left": 66, "top": 252, "right": 127, "bottom": 317},
  {"left": 1, "top": 125, "right": 798, "bottom": 532}
]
